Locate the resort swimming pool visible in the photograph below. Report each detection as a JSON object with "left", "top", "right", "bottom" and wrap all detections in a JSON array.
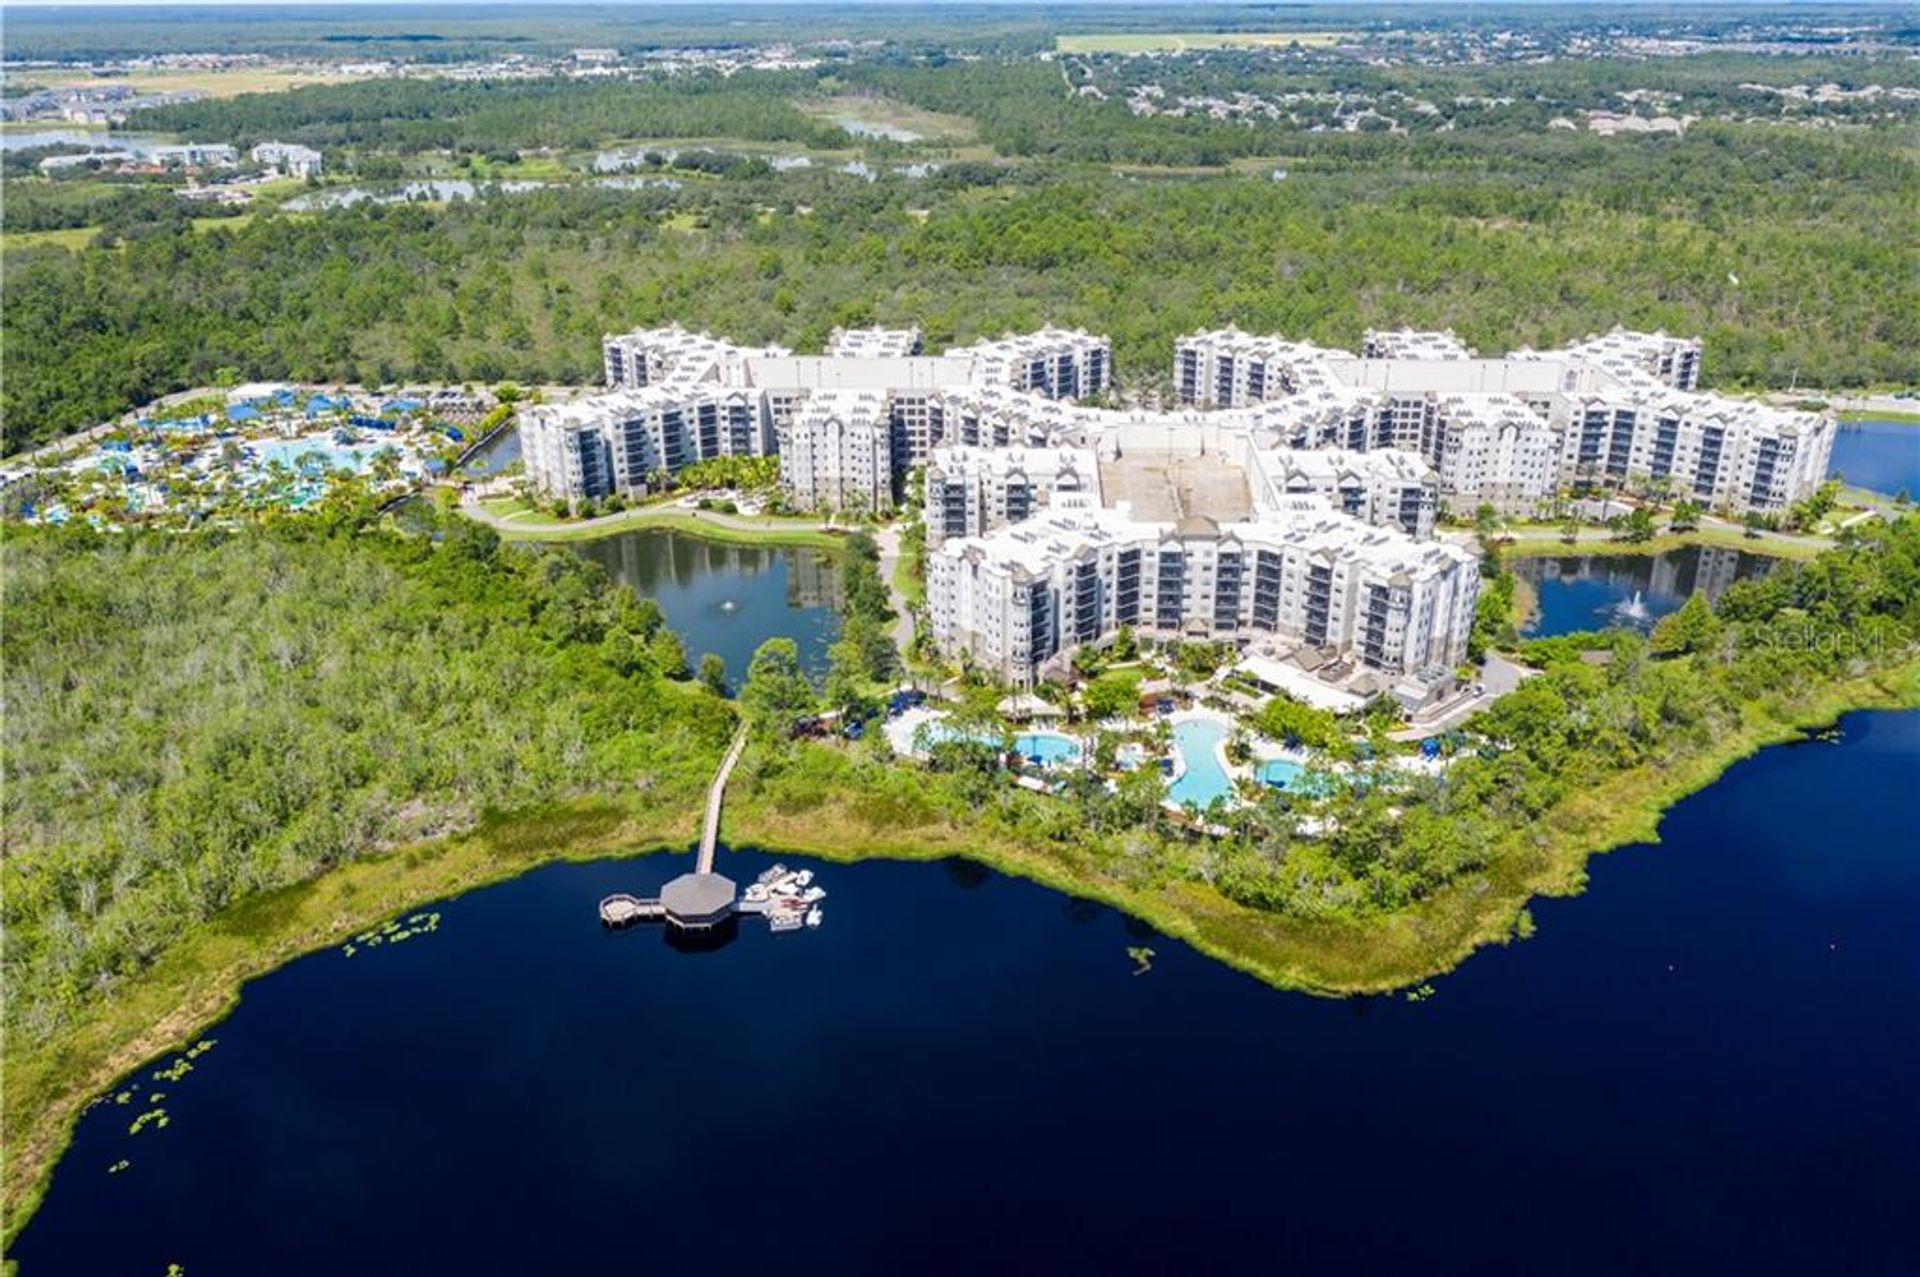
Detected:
[
  {"left": 915, "top": 722, "right": 1080, "bottom": 767},
  {"left": 1012, "top": 732, "right": 1079, "bottom": 766},
  {"left": 1258, "top": 759, "right": 1303, "bottom": 789},
  {"left": 1167, "top": 718, "right": 1233, "bottom": 810}
]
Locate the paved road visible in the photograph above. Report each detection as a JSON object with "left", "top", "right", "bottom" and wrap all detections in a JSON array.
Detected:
[{"left": 1389, "top": 653, "right": 1534, "bottom": 741}]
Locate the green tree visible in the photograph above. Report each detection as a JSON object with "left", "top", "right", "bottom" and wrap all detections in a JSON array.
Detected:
[
  {"left": 740, "top": 637, "right": 814, "bottom": 733},
  {"left": 822, "top": 633, "right": 877, "bottom": 722},
  {"left": 697, "top": 652, "right": 729, "bottom": 696},
  {"left": 1083, "top": 671, "right": 1142, "bottom": 722},
  {"left": 1474, "top": 503, "right": 1501, "bottom": 540},
  {"left": 1649, "top": 592, "right": 1722, "bottom": 656}
]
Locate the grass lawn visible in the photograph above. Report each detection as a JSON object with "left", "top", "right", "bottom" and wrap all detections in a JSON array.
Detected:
[
  {"left": 1839, "top": 408, "right": 1920, "bottom": 424},
  {"left": 49, "top": 67, "right": 370, "bottom": 99},
  {"left": 191, "top": 213, "right": 255, "bottom": 235},
  {"left": 1056, "top": 31, "right": 1347, "bottom": 53},
  {"left": 0, "top": 226, "right": 97, "bottom": 253}
]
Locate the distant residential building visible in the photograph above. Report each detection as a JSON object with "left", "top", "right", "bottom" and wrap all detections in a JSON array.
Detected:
[
  {"left": 251, "top": 141, "right": 324, "bottom": 179},
  {"left": 148, "top": 143, "right": 237, "bottom": 168}
]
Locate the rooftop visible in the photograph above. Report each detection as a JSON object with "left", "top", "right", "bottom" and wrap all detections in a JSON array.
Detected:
[
  {"left": 1098, "top": 450, "right": 1252, "bottom": 524},
  {"left": 659, "top": 871, "right": 737, "bottom": 923}
]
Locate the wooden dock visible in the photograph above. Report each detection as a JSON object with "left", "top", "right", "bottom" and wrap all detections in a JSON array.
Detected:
[
  {"left": 598, "top": 893, "right": 666, "bottom": 928},
  {"left": 598, "top": 723, "right": 753, "bottom": 932},
  {"left": 697, "top": 724, "right": 749, "bottom": 875}
]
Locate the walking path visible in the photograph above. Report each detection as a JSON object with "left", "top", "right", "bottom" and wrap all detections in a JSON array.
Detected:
[
  {"left": 873, "top": 524, "right": 916, "bottom": 654},
  {"left": 457, "top": 490, "right": 837, "bottom": 544},
  {"left": 697, "top": 724, "right": 749, "bottom": 875},
  {"left": 1484, "top": 517, "right": 1835, "bottom": 560}
]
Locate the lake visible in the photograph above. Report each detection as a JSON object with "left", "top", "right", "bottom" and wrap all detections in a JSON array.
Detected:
[
  {"left": 456, "top": 427, "right": 520, "bottom": 478},
  {"left": 1829, "top": 418, "right": 1920, "bottom": 497},
  {"left": 1512, "top": 545, "right": 1779, "bottom": 637},
  {"left": 15, "top": 710, "right": 1917, "bottom": 1275},
  {"left": 0, "top": 129, "right": 164, "bottom": 153},
  {"left": 550, "top": 529, "right": 841, "bottom": 684}
]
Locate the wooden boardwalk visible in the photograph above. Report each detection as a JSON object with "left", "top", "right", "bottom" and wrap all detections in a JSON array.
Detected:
[
  {"left": 697, "top": 724, "right": 749, "bottom": 875},
  {"left": 598, "top": 893, "right": 666, "bottom": 927}
]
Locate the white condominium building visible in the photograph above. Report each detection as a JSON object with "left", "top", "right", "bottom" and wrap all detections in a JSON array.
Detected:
[
  {"left": 601, "top": 325, "right": 788, "bottom": 391},
  {"left": 954, "top": 327, "right": 1112, "bottom": 400},
  {"left": 1431, "top": 394, "right": 1565, "bottom": 515},
  {"left": 929, "top": 495, "right": 1478, "bottom": 685},
  {"left": 528, "top": 326, "right": 1115, "bottom": 511},
  {"left": 1176, "top": 327, "right": 1831, "bottom": 515},
  {"left": 782, "top": 390, "right": 895, "bottom": 513},
  {"left": 1175, "top": 327, "right": 1344, "bottom": 408},
  {"left": 520, "top": 383, "right": 771, "bottom": 499},
  {"left": 1552, "top": 386, "right": 1831, "bottom": 511},
  {"left": 1362, "top": 328, "right": 1475, "bottom": 361},
  {"left": 1243, "top": 445, "right": 1438, "bottom": 540},
  {"left": 1559, "top": 328, "right": 1703, "bottom": 390},
  {"left": 925, "top": 446, "right": 1102, "bottom": 546},
  {"left": 149, "top": 143, "right": 238, "bottom": 167},
  {"left": 825, "top": 326, "right": 924, "bottom": 357}
]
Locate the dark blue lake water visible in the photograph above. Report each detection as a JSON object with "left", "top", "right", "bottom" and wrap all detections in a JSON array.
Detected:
[
  {"left": 1829, "top": 419, "right": 1920, "bottom": 497},
  {"left": 1513, "top": 546, "right": 1779, "bottom": 637},
  {"left": 17, "top": 711, "right": 1918, "bottom": 1276},
  {"left": 551, "top": 529, "right": 841, "bottom": 684}
]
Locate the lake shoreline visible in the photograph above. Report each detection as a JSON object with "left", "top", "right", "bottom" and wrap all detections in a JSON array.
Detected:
[{"left": 9, "top": 656, "right": 1916, "bottom": 1245}]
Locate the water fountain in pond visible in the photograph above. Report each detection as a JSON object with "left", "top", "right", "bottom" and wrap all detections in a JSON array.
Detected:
[{"left": 1605, "top": 588, "right": 1653, "bottom": 627}]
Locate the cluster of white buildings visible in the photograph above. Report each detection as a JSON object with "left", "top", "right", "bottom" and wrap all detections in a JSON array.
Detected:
[
  {"left": 520, "top": 319, "right": 1834, "bottom": 689},
  {"left": 524, "top": 324, "right": 1111, "bottom": 515},
  {"left": 1175, "top": 325, "right": 1830, "bottom": 517}
]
